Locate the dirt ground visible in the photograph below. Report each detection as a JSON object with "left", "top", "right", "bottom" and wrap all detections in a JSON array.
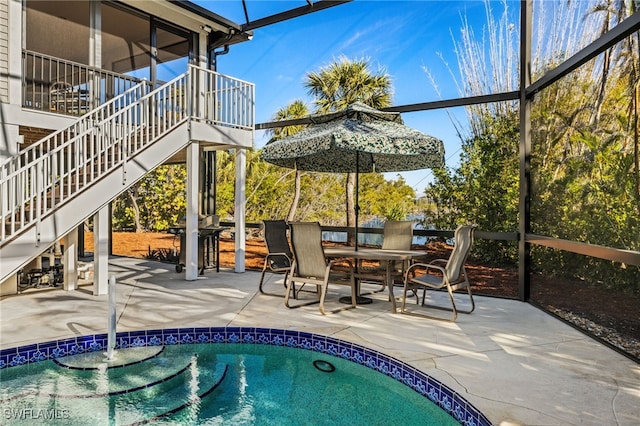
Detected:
[
  {"left": 83, "top": 231, "right": 639, "bottom": 361},
  {"left": 84, "top": 231, "right": 518, "bottom": 294}
]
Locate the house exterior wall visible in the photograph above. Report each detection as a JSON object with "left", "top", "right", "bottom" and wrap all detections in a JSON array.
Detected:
[
  {"left": 0, "top": 0, "right": 8, "bottom": 103},
  {"left": 1, "top": 0, "right": 23, "bottom": 163},
  {"left": 20, "top": 126, "right": 54, "bottom": 145}
]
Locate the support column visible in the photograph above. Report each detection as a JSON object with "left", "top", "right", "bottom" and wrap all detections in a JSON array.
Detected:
[
  {"left": 234, "top": 148, "right": 246, "bottom": 272},
  {"left": 63, "top": 231, "right": 78, "bottom": 291},
  {"left": 185, "top": 141, "right": 200, "bottom": 280},
  {"left": 518, "top": 0, "right": 532, "bottom": 301},
  {"left": 77, "top": 224, "right": 85, "bottom": 257},
  {"left": 89, "top": 0, "right": 102, "bottom": 109},
  {"left": 93, "top": 206, "right": 109, "bottom": 295},
  {"left": 201, "top": 150, "right": 217, "bottom": 216}
]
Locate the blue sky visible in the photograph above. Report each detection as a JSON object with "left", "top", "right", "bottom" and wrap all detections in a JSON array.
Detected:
[{"left": 193, "top": 0, "right": 514, "bottom": 192}]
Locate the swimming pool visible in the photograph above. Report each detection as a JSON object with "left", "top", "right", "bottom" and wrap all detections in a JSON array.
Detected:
[{"left": 0, "top": 327, "right": 491, "bottom": 425}]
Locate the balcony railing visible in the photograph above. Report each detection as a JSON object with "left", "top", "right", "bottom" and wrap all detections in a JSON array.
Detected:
[{"left": 22, "top": 50, "right": 144, "bottom": 116}]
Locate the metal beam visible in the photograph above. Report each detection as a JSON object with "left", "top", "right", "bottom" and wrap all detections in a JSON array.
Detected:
[
  {"left": 255, "top": 92, "right": 519, "bottom": 130},
  {"left": 383, "top": 92, "right": 519, "bottom": 114},
  {"left": 518, "top": 0, "right": 532, "bottom": 302},
  {"left": 241, "top": 0, "right": 352, "bottom": 32}
]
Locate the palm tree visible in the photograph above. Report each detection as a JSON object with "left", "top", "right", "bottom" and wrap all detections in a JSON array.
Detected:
[
  {"left": 304, "top": 56, "right": 393, "bottom": 239},
  {"left": 266, "top": 100, "right": 310, "bottom": 221}
]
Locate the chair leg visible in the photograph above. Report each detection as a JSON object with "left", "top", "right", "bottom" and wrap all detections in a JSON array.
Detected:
[
  {"left": 445, "top": 286, "right": 458, "bottom": 322},
  {"left": 400, "top": 284, "right": 419, "bottom": 313},
  {"left": 284, "top": 271, "right": 296, "bottom": 299},
  {"left": 260, "top": 268, "right": 296, "bottom": 298},
  {"left": 453, "top": 287, "right": 475, "bottom": 314},
  {"left": 258, "top": 264, "right": 269, "bottom": 295},
  {"left": 284, "top": 277, "right": 320, "bottom": 309},
  {"left": 420, "top": 286, "right": 476, "bottom": 321},
  {"left": 401, "top": 283, "right": 409, "bottom": 313},
  {"left": 319, "top": 283, "right": 356, "bottom": 315},
  {"left": 319, "top": 284, "right": 328, "bottom": 315},
  {"left": 441, "top": 286, "right": 475, "bottom": 317},
  {"left": 402, "top": 285, "right": 469, "bottom": 322}
]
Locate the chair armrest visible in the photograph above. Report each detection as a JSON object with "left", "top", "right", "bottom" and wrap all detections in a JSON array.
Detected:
[
  {"left": 265, "top": 252, "right": 292, "bottom": 269},
  {"left": 265, "top": 252, "right": 292, "bottom": 261},
  {"left": 405, "top": 262, "right": 446, "bottom": 277}
]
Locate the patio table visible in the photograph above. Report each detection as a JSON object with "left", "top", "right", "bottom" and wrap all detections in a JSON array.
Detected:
[{"left": 324, "top": 247, "right": 427, "bottom": 313}]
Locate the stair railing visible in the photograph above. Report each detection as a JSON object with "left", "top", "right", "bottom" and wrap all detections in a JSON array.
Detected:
[
  {"left": 0, "top": 75, "right": 183, "bottom": 243},
  {"left": 10, "top": 80, "right": 154, "bottom": 172}
]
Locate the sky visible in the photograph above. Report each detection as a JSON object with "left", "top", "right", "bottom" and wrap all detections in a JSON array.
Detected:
[{"left": 192, "top": 0, "right": 517, "bottom": 192}]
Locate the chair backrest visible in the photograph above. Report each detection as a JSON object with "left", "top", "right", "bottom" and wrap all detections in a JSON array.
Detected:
[
  {"left": 445, "top": 225, "right": 477, "bottom": 282},
  {"left": 381, "top": 220, "right": 413, "bottom": 250},
  {"left": 263, "top": 220, "right": 293, "bottom": 268},
  {"left": 289, "top": 222, "right": 327, "bottom": 278}
]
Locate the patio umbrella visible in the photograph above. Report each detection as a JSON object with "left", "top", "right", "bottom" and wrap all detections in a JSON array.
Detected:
[{"left": 261, "top": 102, "right": 445, "bottom": 248}]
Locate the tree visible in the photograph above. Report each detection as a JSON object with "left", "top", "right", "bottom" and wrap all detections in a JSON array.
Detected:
[
  {"left": 266, "top": 100, "right": 310, "bottom": 221},
  {"left": 112, "top": 165, "right": 187, "bottom": 232},
  {"left": 358, "top": 173, "right": 416, "bottom": 220},
  {"left": 304, "top": 56, "right": 393, "bottom": 238}
]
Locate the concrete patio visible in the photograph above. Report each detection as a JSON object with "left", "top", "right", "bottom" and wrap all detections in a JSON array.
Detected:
[{"left": 1, "top": 256, "right": 638, "bottom": 425}]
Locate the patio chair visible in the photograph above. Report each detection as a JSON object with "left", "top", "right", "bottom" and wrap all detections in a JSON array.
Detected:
[
  {"left": 258, "top": 220, "right": 295, "bottom": 298},
  {"left": 285, "top": 222, "right": 356, "bottom": 314},
  {"left": 401, "top": 224, "right": 477, "bottom": 321},
  {"left": 356, "top": 220, "right": 414, "bottom": 294}
]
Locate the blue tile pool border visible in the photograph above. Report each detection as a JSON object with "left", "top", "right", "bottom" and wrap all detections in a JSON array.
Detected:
[{"left": 0, "top": 327, "right": 491, "bottom": 426}]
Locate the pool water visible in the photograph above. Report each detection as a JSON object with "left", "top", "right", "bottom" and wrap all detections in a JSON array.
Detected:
[{"left": 0, "top": 343, "right": 458, "bottom": 425}]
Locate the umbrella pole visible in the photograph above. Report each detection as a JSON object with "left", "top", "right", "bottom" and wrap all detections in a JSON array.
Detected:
[
  {"left": 339, "top": 152, "right": 372, "bottom": 306},
  {"left": 354, "top": 160, "right": 372, "bottom": 304},
  {"left": 355, "top": 153, "right": 359, "bottom": 252}
]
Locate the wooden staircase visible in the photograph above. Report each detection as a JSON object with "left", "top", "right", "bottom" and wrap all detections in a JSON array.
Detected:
[{"left": 0, "top": 66, "right": 254, "bottom": 284}]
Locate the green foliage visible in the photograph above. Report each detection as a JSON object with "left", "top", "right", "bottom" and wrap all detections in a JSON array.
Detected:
[
  {"left": 424, "top": 111, "right": 519, "bottom": 264},
  {"left": 266, "top": 100, "right": 311, "bottom": 221},
  {"left": 305, "top": 56, "right": 392, "bottom": 113},
  {"left": 381, "top": 204, "right": 407, "bottom": 221},
  {"left": 268, "top": 100, "right": 309, "bottom": 139},
  {"left": 109, "top": 148, "right": 417, "bottom": 231},
  {"left": 530, "top": 72, "right": 640, "bottom": 293},
  {"left": 112, "top": 165, "right": 186, "bottom": 232},
  {"left": 358, "top": 173, "right": 416, "bottom": 220}
]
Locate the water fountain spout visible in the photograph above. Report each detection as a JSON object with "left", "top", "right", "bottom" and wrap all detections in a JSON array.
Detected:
[{"left": 105, "top": 275, "right": 116, "bottom": 361}]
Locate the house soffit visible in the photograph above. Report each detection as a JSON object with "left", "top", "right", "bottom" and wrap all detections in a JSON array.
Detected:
[
  {"left": 119, "top": 0, "right": 242, "bottom": 34},
  {"left": 118, "top": 0, "right": 252, "bottom": 48}
]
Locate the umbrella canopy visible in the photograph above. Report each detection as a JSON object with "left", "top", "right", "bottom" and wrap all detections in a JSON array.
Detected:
[
  {"left": 261, "top": 101, "right": 445, "bottom": 256},
  {"left": 261, "top": 102, "right": 445, "bottom": 173}
]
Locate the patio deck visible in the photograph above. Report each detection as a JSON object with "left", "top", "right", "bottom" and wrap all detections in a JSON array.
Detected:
[{"left": 1, "top": 256, "right": 638, "bottom": 425}]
